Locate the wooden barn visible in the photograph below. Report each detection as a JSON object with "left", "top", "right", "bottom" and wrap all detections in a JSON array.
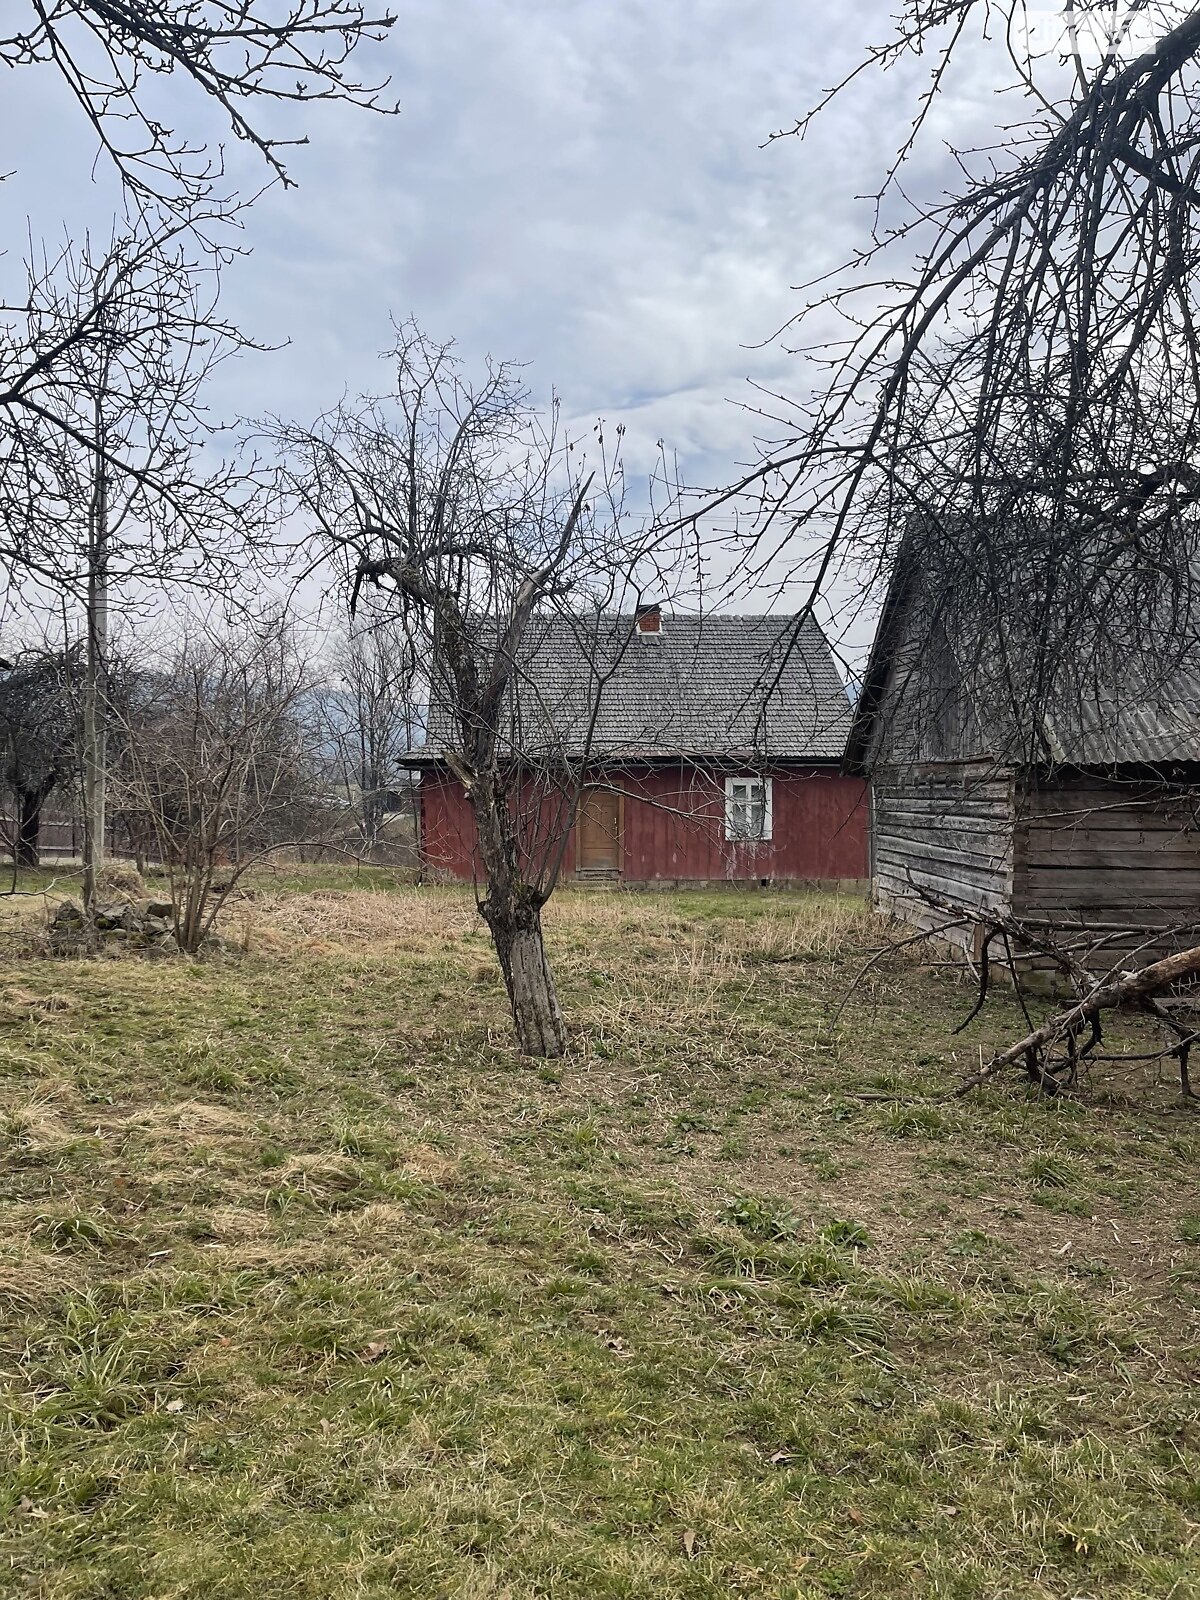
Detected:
[
  {"left": 409, "top": 609, "right": 868, "bottom": 887},
  {"left": 845, "top": 554, "right": 1200, "bottom": 957}
]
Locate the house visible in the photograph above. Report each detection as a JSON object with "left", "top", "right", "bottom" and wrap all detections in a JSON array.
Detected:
[
  {"left": 845, "top": 547, "right": 1200, "bottom": 957},
  {"left": 408, "top": 608, "right": 868, "bottom": 887}
]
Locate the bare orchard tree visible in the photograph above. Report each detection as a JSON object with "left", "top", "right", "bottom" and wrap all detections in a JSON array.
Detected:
[
  {"left": 318, "top": 614, "right": 422, "bottom": 858},
  {"left": 0, "top": 643, "right": 82, "bottom": 871},
  {"left": 708, "top": 1, "right": 1200, "bottom": 725},
  {"left": 112, "top": 612, "right": 328, "bottom": 952},
  {"left": 1, "top": 0, "right": 397, "bottom": 212},
  {"left": 0, "top": 0, "right": 399, "bottom": 599},
  {"left": 689, "top": 2, "right": 1200, "bottom": 1070},
  {"left": 273, "top": 325, "right": 675, "bottom": 1057},
  {"left": 1, "top": 226, "right": 268, "bottom": 929},
  {"left": 2, "top": 219, "right": 208, "bottom": 565}
]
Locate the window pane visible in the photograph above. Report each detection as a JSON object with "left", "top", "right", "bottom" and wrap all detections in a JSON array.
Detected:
[{"left": 727, "top": 777, "right": 769, "bottom": 841}]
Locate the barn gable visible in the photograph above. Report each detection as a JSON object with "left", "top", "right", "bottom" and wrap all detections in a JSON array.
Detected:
[{"left": 848, "top": 549, "right": 1200, "bottom": 952}]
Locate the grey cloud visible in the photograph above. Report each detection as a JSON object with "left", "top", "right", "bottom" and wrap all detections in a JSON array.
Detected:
[{"left": 1, "top": 0, "right": 1015, "bottom": 632}]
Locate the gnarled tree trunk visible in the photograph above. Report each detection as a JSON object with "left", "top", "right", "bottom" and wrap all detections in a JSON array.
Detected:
[
  {"left": 482, "top": 887, "right": 566, "bottom": 1057},
  {"left": 473, "top": 773, "right": 567, "bottom": 1058}
]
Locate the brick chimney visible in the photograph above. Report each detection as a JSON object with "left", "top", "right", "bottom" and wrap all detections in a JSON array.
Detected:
[{"left": 636, "top": 603, "right": 662, "bottom": 640}]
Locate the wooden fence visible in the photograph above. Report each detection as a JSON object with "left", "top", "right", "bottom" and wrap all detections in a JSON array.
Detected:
[
  {"left": 0, "top": 814, "right": 418, "bottom": 869},
  {"left": 0, "top": 815, "right": 132, "bottom": 862}
]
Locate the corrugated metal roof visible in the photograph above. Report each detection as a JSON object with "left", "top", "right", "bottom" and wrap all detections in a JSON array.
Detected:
[
  {"left": 1038, "top": 660, "right": 1200, "bottom": 766},
  {"left": 849, "top": 536, "right": 1200, "bottom": 772},
  {"left": 423, "top": 613, "right": 853, "bottom": 763}
]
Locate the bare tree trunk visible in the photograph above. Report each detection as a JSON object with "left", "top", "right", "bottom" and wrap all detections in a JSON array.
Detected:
[
  {"left": 482, "top": 887, "right": 566, "bottom": 1057},
  {"left": 361, "top": 757, "right": 383, "bottom": 856},
  {"left": 473, "top": 778, "right": 566, "bottom": 1057},
  {"left": 82, "top": 397, "right": 109, "bottom": 931},
  {"left": 127, "top": 821, "right": 147, "bottom": 876},
  {"left": 15, "top": 788, "right": 42, "bottom": 869}
]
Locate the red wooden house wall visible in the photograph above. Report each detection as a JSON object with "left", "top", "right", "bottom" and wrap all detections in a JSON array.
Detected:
[{"left": 417, "top": 765, "right": 868, "bottom": 885}]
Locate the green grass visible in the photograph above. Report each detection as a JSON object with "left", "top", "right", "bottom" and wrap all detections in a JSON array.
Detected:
[{"left": 0, "top": 878, "right": 1196, "bottom": 1598}]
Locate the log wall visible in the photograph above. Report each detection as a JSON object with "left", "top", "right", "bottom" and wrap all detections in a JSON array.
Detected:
[
  {"left": 1013, "top": 776, "right": 1200, "bottom": 935},
  {"left": 871, "top": 761, "right": 1016, "bottom": 949}
]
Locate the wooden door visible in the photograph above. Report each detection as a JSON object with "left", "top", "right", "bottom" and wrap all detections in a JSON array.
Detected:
[{"left": 577, "top": 788, "right": 621, "bottom": 873}]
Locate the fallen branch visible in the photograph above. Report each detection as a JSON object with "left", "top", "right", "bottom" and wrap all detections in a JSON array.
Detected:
[
  {"left": 830, "top": 915, "right": 971, "bottom": 1027},
  {"left": 954, "top": 943, "right": 1200, "bottom": 1097}
]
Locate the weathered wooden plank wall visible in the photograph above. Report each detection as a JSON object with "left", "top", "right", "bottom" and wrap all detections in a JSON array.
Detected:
[
  {"left": 1014, "top": 778, "right": 1200, "bottom": 926},
  {"left": 870, "top": 761, "right": 1015, "bottom": 946},
  {"left": 619, "top": 768, "right": 868, "bottom": 883}
]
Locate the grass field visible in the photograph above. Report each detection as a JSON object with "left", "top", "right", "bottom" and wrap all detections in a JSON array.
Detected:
[{"left": 1, "top": 873, "right": 1197, "bottom": 1599}]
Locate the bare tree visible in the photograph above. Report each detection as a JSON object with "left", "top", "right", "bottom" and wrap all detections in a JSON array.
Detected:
[
  {"left": 705, "top": 2, "right": 1200, "bottom": 726},
  {"left": 0, "top": 644, "right": 82, "bottom": 870},
  {"left": 0, "top": 0, "right": 399, "bottom": 590},
  {"left": 690, "top": 3, "right": 1200, "bottom": 1072},
  {"left": 273, "top": 325, "right": 679, "bottom": 1057},
  {"left": 1, "top": 0, "right": 397, "bottom": 211},
  {"left": 113, "top": 611, "right": 328, "bottom": 952},
  {"left": 1, "top": 226, "right": 268, "bottom": 931},
  {"left": 1, "top": 225, "right": 260, "bottom": 577},
  {"left": 318, "top": 614, "right": 422, "bottom": 857}
]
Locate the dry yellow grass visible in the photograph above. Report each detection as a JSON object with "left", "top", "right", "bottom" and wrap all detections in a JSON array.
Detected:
[
  {"left": 239, "top": 883, "right": 480, "bottom": 951},
  {"left": 0, "top": 874, "right": 1196, "bottom": 1600}
]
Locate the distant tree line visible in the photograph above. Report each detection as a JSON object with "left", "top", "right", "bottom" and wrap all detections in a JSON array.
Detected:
[{"left": 0, "top": 613, "right": 423, "bottom": 874}]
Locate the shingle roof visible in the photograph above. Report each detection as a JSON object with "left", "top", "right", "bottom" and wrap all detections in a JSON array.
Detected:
[{"left": 422, "top": 613, "right": 853, "bottom": 763}]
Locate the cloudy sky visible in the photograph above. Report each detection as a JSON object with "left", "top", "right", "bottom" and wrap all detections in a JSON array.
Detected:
[{"left": 0, "top": 0, "right": 1020, "bottom": 651}]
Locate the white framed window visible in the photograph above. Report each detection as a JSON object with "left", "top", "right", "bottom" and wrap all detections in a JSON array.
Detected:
[{"left": 724, "top": 775, "right": 772, "bottom": 843}]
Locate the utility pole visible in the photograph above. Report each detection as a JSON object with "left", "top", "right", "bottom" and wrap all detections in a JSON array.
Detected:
[{"left": 82, "top": 380, "right": 109, "bottom": 932}]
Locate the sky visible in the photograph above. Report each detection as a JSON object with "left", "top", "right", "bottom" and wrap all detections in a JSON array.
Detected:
[{"left": 0, "top": 0, "right": 1031, "bottom": 660}]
